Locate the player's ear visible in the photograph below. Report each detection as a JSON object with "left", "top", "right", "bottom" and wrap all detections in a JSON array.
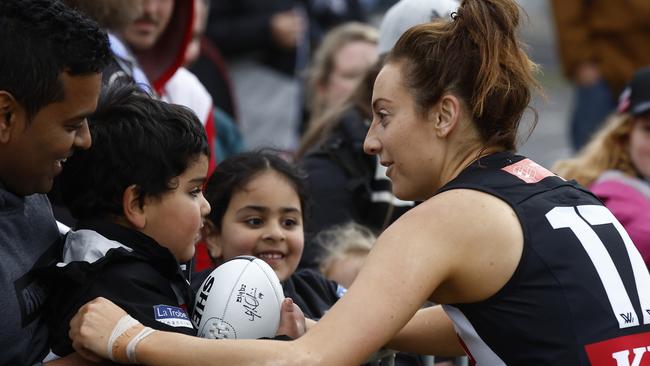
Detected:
[
  {"left": 202, "top": 219, "right": 223, "bottom": 260},
  {"left": 431, "top": 93, "right": 461, "bottom": 138},
  {"left": 123, "top": 184, "right": 146, "bottom": 229}
]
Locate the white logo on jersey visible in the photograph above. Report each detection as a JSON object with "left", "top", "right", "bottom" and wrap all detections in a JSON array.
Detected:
[{"left": 612, "top": 346, "right": 649, "bottom": 366}]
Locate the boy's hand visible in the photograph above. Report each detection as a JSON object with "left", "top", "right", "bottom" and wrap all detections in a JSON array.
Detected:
[{"left": 276, "top": 298, "right": 306, "bottom": 339}]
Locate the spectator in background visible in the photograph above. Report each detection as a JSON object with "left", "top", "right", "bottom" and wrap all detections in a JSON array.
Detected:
[
  {"left": 317, "top": 222, "right": 376, "bottom": 288},
  {"left": 551, "top": 0, "right": 650, "bottom": 151},
  {"left": 186, "top": 0, "right": 237, "bottom": 120},
  {"left": 303, "top": 22, "right": 378, "bottom": 135},
  {"left": 185, "top": 0, "right": 244, "bottom": 163},
  {"left": 376, "top": 0, "right": 458, "bottom": 56},
  {"left": 0, "top": 0, "right": 110, "bottom": 363},
  {"left": 553, "top": 66, "right": 650, "bottom": 268},
  {"left": 205, "top": 0, "right": 365, "bottom": 152},
  {"left": 63, "top": 0, "right": 148, "bottom": 88}
]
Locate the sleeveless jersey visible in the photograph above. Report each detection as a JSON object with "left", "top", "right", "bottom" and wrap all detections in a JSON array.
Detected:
[{"left": 438, "top": 152, "right": 650, "bottom": 365}]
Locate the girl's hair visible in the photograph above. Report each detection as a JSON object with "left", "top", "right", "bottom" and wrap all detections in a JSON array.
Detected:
[
  {"left": 317, "top": 222, "right": 376, "bottom": 276},
  {"left": 553, "top": 113, "right": 636, "bottom": 186},
  {"left": 204, "top": 151, "right": 311, "bottom": 231},
  {"left": 387, "top": 0, "right": 540, "bottom": 151},
  {"left": 296, "top": 58, "right": 382, "bottom": 159},
  {"left": 305, "top": 22, "right": 378, "bottom": 125}
]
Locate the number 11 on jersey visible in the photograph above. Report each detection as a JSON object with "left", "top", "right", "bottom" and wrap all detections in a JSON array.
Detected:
[
  {"left": 546, "top": 205, "right": 650, "bottom": 329},
  {"left": 547, "top": 205, "right": 650, "bottom": 365}
]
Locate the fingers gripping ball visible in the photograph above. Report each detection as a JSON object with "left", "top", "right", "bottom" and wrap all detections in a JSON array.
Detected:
[{"left": 193, "top": 256, "right": 285, "bottom": 339}]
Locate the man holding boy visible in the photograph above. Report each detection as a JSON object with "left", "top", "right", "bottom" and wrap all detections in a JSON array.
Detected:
[{"left": 0, "top": 0, "right": 111, "bottom": 363}]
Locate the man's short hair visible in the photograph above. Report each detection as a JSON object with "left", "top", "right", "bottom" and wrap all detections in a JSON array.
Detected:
[
  {"left": 61, "top": 83, "right": 210, "bottom": 220},
  {"left": 0, "top": 0, "right": 111, "bottom": 117}
]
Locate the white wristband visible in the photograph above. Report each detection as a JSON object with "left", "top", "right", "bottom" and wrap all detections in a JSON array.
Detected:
[
  {"left": 107, "top": 315, "right": 140, "bottom": 362},
  {"left": 126, "top": 327, "right": 156, "bottom": 364}
]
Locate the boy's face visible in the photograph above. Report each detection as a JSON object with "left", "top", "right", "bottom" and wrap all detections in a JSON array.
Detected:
[
  {"left": 0, "top": 72, "right": 100, "bottom": 196},
  {"left": 208, "top": 170, "right": 304, "bottom": 281},
  {"left": 141, "top": 155, "right": 210, "bottom": 262}
]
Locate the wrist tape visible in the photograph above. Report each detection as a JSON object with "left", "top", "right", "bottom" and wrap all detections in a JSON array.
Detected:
[
  {"left": 127, "top": 326, "right": 156, "bottom": 363},
  {"left": 107, "top": 315, "right": 155, "bottom": 364}
]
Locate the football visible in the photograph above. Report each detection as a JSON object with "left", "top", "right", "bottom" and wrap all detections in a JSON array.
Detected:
[{"left": 192, "top": 256, "right": 285, "bottom": 339}]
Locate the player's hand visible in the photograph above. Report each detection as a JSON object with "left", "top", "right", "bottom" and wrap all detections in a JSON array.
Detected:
[
  {"left": 276, "top": 297, "right": 306, "bottom": 339},
  {"left": 69, "top": 297, "right": 128, "bottom": 361}
]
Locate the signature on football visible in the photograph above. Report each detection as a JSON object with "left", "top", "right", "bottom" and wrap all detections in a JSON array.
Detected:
[{"left": 236, "top": 283, "right": 265, "bottom": 321}]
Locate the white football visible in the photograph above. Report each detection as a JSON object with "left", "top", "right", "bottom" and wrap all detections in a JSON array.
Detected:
[{"left": 192, "top": 256, "right": 285, "bottom": 339}]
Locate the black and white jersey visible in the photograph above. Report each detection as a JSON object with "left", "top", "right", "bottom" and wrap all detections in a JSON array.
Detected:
[
  {"left": 438, "top": 152, "right": 650, "bottom": 365},
  {"left": 40, "top": 220, "right": 196, "bottom": 357}
]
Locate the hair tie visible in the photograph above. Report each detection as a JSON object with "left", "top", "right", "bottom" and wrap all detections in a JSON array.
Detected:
[{"left": 451, "top": 11, "right": 460, "bottom": 21}]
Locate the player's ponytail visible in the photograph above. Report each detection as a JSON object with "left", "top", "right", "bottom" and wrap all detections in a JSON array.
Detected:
[{"left": 387, "top": 0, "right": 540, "bottom": 150}]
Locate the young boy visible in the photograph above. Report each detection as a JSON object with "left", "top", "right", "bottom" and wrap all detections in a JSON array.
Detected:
[{"left": 40, "top": 83, "right": 211, "bottom": 357}]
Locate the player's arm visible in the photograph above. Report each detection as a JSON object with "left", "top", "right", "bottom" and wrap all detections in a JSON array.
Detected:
[
  {"left": 386, "top": 189, "right": 523, "bottom": 357},
  {"left": 44, "top": 352, "right": 112, "bottom": 365},
  {"left": 71, "top": 190, "right": 521, "bottom": 365},
  {"left": 71, "top": 197, "right": 459, "bottom": 365},
  {"left": 386, "top": 305, "right": 462, "bottom": 356},
  {"left": 305, "top": 317, "right": 317, "bottom": 331}
]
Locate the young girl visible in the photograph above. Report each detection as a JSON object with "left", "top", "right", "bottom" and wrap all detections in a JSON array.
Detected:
[
  {"left": 200, "top": 152, "right": 430, "bottom": 366},
  {"left": 554, "top": 66, "right": 650, "bottom": 268},
  {"left": 200, "top": 151, "right": 346, "bottom": 320}
]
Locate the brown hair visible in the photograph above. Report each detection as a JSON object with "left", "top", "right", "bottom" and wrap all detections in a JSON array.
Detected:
[
  {"left": 553, "top": 114, "right": 637, "bottom": 187},
  {"left": 387, "top": 0, "right": 540, "bottom": 151}
]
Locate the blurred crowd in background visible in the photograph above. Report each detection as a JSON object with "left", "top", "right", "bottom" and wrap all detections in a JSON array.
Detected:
[
  {"left": 52, "top": 0, "right": 650, "bottom": 363},
  {"left": 3, "top": 0, "right": 650, "bottom": 364}
]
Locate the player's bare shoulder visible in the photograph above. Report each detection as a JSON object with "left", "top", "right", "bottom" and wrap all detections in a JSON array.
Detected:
[{"left": 407, "top": 189, "right": 525, "bottom": 303}]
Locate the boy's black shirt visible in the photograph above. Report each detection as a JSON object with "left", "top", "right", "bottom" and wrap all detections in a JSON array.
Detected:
[{"left": 39, "top": 220, "right": 196, "bottom": 357}]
